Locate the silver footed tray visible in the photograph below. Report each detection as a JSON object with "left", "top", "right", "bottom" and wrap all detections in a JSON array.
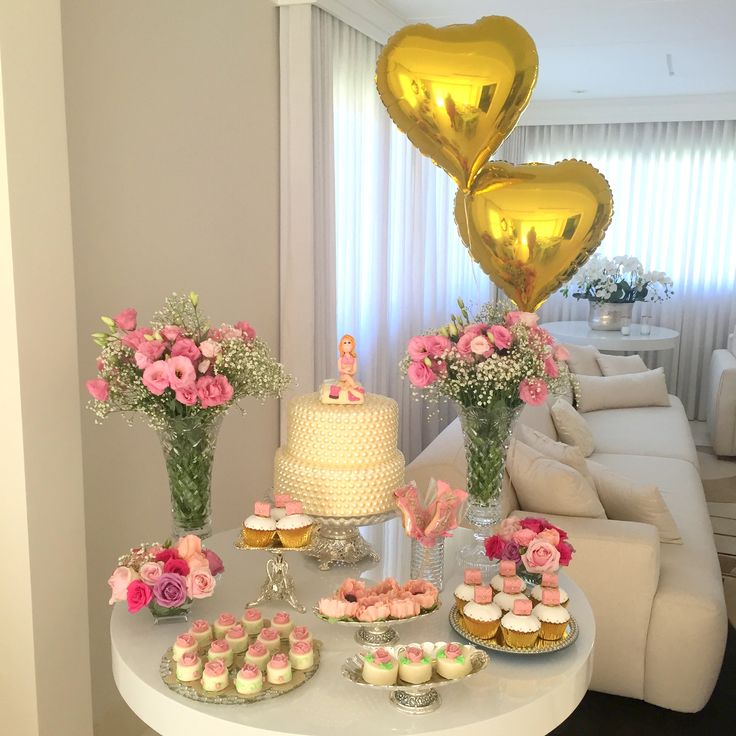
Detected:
[
  {"left": 341, "top": 643, "right": 489, "bottom": 714},
  {"left": 449, "top": 604, "right": 579, "bottom": 655}
]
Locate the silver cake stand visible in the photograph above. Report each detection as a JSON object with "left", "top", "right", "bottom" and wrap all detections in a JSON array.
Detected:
[{"left": 303, "top": 510, "right": 397, "bottom": 571}]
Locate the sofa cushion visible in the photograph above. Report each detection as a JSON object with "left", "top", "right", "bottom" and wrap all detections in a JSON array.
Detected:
[
  {"left": 517, "top": 425, "right": 595, "bottom": 483},
  {"left": 516, "top": 402, "right": 557, "bottom": 440},
  {"left": 575, "top": 368, "right": 670, "bottom": 413},
  {"left": 596, "top": 353, "right": 648, "bottom": 376},
  {"left": 564, "top": 344, "right": 602, "bottom": 375},
  {"left": 585, "top": 395, "right": 699, "bottom": 467},
  {"left": 550, "top": 398, "right": 595, "bottom": 457}
]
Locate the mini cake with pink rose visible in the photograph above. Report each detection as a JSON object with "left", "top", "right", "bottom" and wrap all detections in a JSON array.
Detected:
[
  {"left": 257, "top": 627, "right": 282, "bottom": 653},
  {"left": 207, "top": 639, "right": 234, "bottom": 667},
  {"left": 289, "top": 626, "right": 313, "bottom": 647},
  {"left": 271, "top": 611, "right": 295, "bottom": 638},
  {"left": 436, "top": 642, "right": 473, "bottom": 679},
  {"left": 361, "top": 647, "right": 398, "bottom": 685},
  {"left": 175, "top": 651, "right": 203, "bottom": 682},
  {"left": 241, "top": 607, "right": 265, "bottom": 635},
  {"left": 172, "top": 633, "right": 198, "bottom": 662},
  {"left": 266, "top": 652, "right": 293, "bottom": 684},
  {"left": 225, "top": 624, "right": 249, "bottom": 654},
  {"left": 188, "top": 619, "right": 214, "bottom": 649},
  {"left": 289, "top": 640, "right": 315, "bottom": 671},
  {"left": 490, "top": 559, "right": 527, "bottom": 593},
  {"left": 201, "top": 659, "right": 230, "bottom": 692},
  {"left": 398, "top": 645, "right": 432, "bottom": 684},
  {"left": 245, "top": 641, "right": 270, "bottom": 671},
  {"left": 235, "top": 663, "right": 264, "bottom": 695},
  {"left": 501, "top": 598, "right": 541, "bottom": 649},
  {"left": 533, "top": 588, "right": 571, "bottom": 640},
  {"left": 213, "top": 612, "right": 237, "bottom": 640}
]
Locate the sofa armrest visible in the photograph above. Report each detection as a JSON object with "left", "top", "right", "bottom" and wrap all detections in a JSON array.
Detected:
[
  {"left": 706, "top": 348, "right": 736, "bottom": 456},
  {"left": 513, "top": 513, "right": 660, "bottom": 699}
]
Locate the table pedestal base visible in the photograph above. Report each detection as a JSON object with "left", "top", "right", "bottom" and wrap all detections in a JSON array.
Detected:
[
  {"left": 389, "top": 687, "right": 441, "bottom": 714},
  {"left": 304, "top": 525, "right": 379, "bottom": 571}
]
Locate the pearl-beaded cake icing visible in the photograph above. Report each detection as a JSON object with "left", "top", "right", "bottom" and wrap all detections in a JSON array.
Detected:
[{"left": 273, "top": 392, "right": 405, "bottom": 517}]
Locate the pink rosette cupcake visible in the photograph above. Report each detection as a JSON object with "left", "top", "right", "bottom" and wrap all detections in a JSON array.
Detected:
[
  {"left": 289, "top": 640, "right": 314, "bottom": 670},
  {"left": 241, "top": 607, "right": 264, "bottom": 635},
  {"left": 201, "top": 659, "right": 229, "bottom": 692},
  {"left": 356, "top": 600, "right": 391, "bottom": 623},
  {"left": 318, "top": 598, "right": 358, "bottom": 619},
  {"left": 368, "top": 578, "right": 400, "bottom": 596},
  {"left": 188, "top": 619, "right": 213, "bottom": 649},
  {"left": 266, "top": 652, "right": 293, "bottom": 684},
  {"left": 288, "top": 626, "right": 313, "bottom": 647},
  {"left": 272, "top": 611, "right": 294, "bottom": 638},
  {"left": 207, "top": 638, "right": 234, "bottom": 667},
  {"left": 388, "top": 596, "right": 420, "bottom": 619},
  {"left": 213, "top": 612, "right": 237, "bottom": 640},
  {"left": 338, "top": 578, "right": 368, "bottom": 602},
  {"left": 257, "top": 627, "right": 281, "bottom": 653},
  {"left": 403, "top": 579, "right": 439, "bottom": 610}
]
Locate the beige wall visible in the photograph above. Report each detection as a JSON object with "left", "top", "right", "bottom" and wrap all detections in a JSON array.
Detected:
[
  {"left": 0, "top": 1, "right": 93, "bottom": 734},
  {"left": 61, "top": 1, "right": 281, "bottom": 733}
]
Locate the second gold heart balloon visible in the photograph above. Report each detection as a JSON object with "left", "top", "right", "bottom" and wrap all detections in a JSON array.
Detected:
[
  {"left": 376, "top": 16, "right": 538, "bottom": 192},
  {"left": 455, "top": 160, "right": 614, "bottom": 311}
]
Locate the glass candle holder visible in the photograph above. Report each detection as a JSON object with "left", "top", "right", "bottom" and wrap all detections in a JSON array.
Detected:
[
  {"left": 640, "top": 316, "right": 652, "bottom": 336},
  {"left": 620, "top": 318, "right": 631, "bottom": 336}
]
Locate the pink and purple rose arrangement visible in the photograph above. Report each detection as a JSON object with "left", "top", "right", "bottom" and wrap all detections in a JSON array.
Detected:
[
  {"left": 485, "top": 516, "right": 575, "bottom": 574},
  {"left": 401, "top": 299, "right": 571, "bottom": 409},
  {"left": 108, "top": 534, "right": 225, "bottom": 616}
]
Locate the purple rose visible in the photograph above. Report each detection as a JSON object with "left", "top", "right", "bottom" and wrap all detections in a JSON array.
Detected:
[
  {"left": 152, "top": 572, "right": 188, "bottom": 609},
  {"left": 204, "top": 548, "right": 225, "bottom": 576},
  {"left": 501, "top": 541, "right": 522, "bottom": 563}
]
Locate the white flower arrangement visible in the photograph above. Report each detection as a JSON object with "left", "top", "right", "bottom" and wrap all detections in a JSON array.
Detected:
[{"left": 561, "top": 255, "right": 673, "bottom": 303}]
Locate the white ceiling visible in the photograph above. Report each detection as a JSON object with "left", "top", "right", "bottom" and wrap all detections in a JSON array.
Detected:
[{"left": 377, "top": 0, "right": 736, "bottom": 100}]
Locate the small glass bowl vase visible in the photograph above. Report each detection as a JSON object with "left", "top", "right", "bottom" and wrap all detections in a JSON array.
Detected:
[
  {"left": 518, "top": 569, "right": 542, "bottom": 588},
  {"left": 148, "top": 598, "right": 192, "bottom": 625},
  {"left": 410, "top": 537, "right": 445, "bottom": 591}
]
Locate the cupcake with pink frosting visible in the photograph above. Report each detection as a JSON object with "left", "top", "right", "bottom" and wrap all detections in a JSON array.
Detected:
[
  {"left": 266, "top": 652, "right": 293, "bottom": 684},
  {"left": 533, "top": 587, "right": 570, "bottom": 640},
  {"left": 244, "top": 641, "right": 270, "bottom": 671},
  {"left": 213, "top": 612, "right": 237, "bottom": 640},
  {"left": 207, "top": 638, "right": 234, "bottom": 667},
  {"left": 257, "top": 627, "right": 281, "bottom": 653},
  {"left": 289, "top": 640, "right": 314, "bottom": 670},
  {"left": 530, "top": 572, "right": 569, "bottom": 608},
  {"left": 241, "top": 607, "right": 265, "bottom": 635},
  {"left": 271, "top": 611, "right": 294, "bottom": 638},
  {"left": 491, "top": 559, "right": 527, "bottom": 593},
  {"left": 288, "top": 626, "right": 313, "bottom": 647},
  {"left": 201, "top": 659, "right": 229, "bottom": 692},
  {"left": 172, "top": 633, "right": 198, "bottom": 662},
  {"left": 398, "top": 645, "right": 432, "bottom": 684},
  {"left": 500, "top": 598, "right": 540, "bottom": 649},
  {"left": 188, "top": 619, "right": 213, "bottom": 649},
  {"left": 235, "top": 663, "right": 263, "bottom": 695},
  {"left": 318, "top": 597, "right": 359, "bottom": 620},
  {"left": 225, "top": 624, "right": 249, "bottom": 654},
  {"left": 175, "top": 651, "right": 203, "bottom": 682},
  {"left": 493, "top": 577, "right": 529, "bottom": 613}
]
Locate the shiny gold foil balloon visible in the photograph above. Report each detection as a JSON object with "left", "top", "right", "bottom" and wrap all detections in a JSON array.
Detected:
[
  {"left": 376, "top": 16, "right": 538, "bottom": 192},
  {"left": 455, "top": 160, "right": 614, "bottom": 311}
]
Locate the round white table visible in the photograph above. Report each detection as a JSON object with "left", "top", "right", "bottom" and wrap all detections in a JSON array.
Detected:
[
  {"left": 542, "top": 320, "right": 679, "bottom": 352},
  {"left": 111, "top": 522, "right": 594, "bottom": 736}
]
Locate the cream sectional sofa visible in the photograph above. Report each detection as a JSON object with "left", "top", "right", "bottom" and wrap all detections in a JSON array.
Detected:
[{"left": 406, "top": 395, "right": 728, "bottom": 712}]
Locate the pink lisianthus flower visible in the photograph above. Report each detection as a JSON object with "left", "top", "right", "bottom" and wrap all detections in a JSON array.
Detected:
[
  {"left": 557, "top": 540, "right": 575, "bottom": 566},
  {"left": 498, "top": 516, "right": 522, "bottom": 541},
  {"left": 537, "top": 528, "right": 561, "bottom": 547},
  {"left": 407, "top": 336, "right": 431, "bottom": 362},
  {"left": 407, "top": 361, "right": 437, "bottom": 388},
  {"left": 121, "top": 327, "right": 153, "bottom": 351},
  {"left": 519, "top": 378, "right": 548, "bottom": 406},
  {"left": 470, "top": 335, "right": 493, "bottom": 357},
  {"left": 167, "top": 356, "right": 196, "bottom": 391},
  {"left": 512, "top": 528, "right": 537, "bottom": 547},
  {"left": 196, "top": 374, "right": 234, "bottom": 408},
  {"left": 456, "top": 331, "right": 475, "bottom": 358},
  {"left": 113, "top": 308, "right": 137, "bottom": 331},
  {"left": 426, "top": 335, "right": 452, "bottom": 358},
  {"left": 134, "top": 339, "right": 166, "bottom": 369},
  {"left": 175, "top": 384, "right": 198, "bottom": 406},
  {"left": 161, "top": 325, "right": 182, "bottom": 342},
  {"left": 171, "top": 338, "right": 201, "bottom": 363},
  {"left": 142, "top": 360, "right": 170, "bottom": 395},
  {"left": 506, "top": 311, "right": 539, "bottom": 327},
  {"left": 543, "top": 356, "right": 559, "bottom": 378},
  {"left": 234, "top": 321, "right": 256, "bottom": 340},
  {"left": 488, "top": 324, "right": 513, "bottom": 350},
  {"left": 522, "top": 538, "right": 561, "bottom": 573},
  {"left": 197, "top": 359, "right": 211, "bottom": 374},
  {"left": 126, "top": 579, "right": 153, "bottom": 614},
  {"left": 484, "top": 534, "right": 505, "bottom": 560},
  {"left": 199, "top": 339, "right": 222, "bottom": 359},
  {"left": 554, "top": 344, "right": 571, "bottom": 361},
  {"left": 464, "top": 323, "right": 487, "bottom": 337},
  {"left": 86, "top": 378, "right": 109, "bottom": 402}
]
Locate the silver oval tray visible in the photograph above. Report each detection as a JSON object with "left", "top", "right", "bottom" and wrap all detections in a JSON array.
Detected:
[
  {"left": 312, "top": 598, "right": 441, "bottom": 628},
  {"left": 449, "top": 604, "right": 579, "bottom": 655}
]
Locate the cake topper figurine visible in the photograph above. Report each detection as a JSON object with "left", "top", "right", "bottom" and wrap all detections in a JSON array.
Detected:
[{"left": 320, "top": 333, "right": 366, "bottom": 404}]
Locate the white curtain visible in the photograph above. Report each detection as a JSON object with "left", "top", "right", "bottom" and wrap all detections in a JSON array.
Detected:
[
  {"left": 496, "top": 121, "right": 736, "bottom": 419},
  {"left": 313, "top": 11, "right": 736, "bottom": 460}
]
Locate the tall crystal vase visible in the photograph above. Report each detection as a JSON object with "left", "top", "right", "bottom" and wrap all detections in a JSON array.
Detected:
[
  {"left": 158, "top": 413, "right": 223, "bottom": 540},
  {"left": 456, "top": 401, "right": 521, "bottom": 571}
]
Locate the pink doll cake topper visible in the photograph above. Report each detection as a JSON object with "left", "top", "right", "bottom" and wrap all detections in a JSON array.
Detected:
[{"left": 320, "top": 333, "right": 367, "bottom": 404}]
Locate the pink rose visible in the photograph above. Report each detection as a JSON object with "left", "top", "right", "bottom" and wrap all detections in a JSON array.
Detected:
[
  {"left": 204, "top": 549, "right": 225, "bottom": 576},
  {"left": 161, "top": 325, "right": 182, "bottom": 342},
  {"left": 407, "top": 336, "right": 431, "bottom": 362},
  {"left": 139, "top": 561, "right": 163, "bottom": 585},
  {"left": 550, "top": 523, "right": 568, "bottom": 542},
  {"left": 199, "top": 339, "right": 221, "bottom": 359},
  {"left": 177, "top": 534, "right": 202, "bottom": 561},
  {"left": 113, "top": 308, "right": 137, "bottom": 331},
  {"left": 164, "top": 558, "right": 190, "bottom": 577},
  {"left": 470, "top": 335, "right": 493, "bottom": 357},
  {"left": 86, "top": 378, "right": 109, "bottom": 402},
  {"left": 544, "top": 356, "right": 559, "bottom": 378},
  {"left": 444, "top": 643, "right": 463, "bottom": 660},
  {"left": 506, "top": 311, "right": 539, "bottom": 327},
  {"left": 187, "top": 552, "right": 209, "bottom": 571},
  {"left": 234, "top": 321, "right": 256, "bottom": 340},
  {"left": 512, "top": 528, "right": 537, "bottom": 547},
  {"left": 407, "top": 361, "right": 437, "bottom": 388},
  {"left": 557, "top": 540, "right": 575, "bottom": 566},
  {"left": 554, "top": 344, "right": 571, "bottom": 361},
  {"left": 121, "top": 327, "right": 152, "bottom": 351},
  {"left": 155, "top": 548, "right": 180, "bottom": 564},
  {"left": 108, "top": 566, "right": 136, "bottom": 604},
  {"left": 134, "top": 339, "right": 166, "bottom": 369},
  {"left": 167, "top": 356, "right": 196, "bottom": 391},
  {"left": 520, "top": 517, "right": 546, "bottom": 534},
  {"left": 484, "top": 534, "right": 504, "bottom": 560},
  {"left": 196, "top": 374, "right": 234, "bottom": 408},
  {"left": 175, "top": 384, "right": 198, "bottom": 406},
  {"left": 537, "top": 528, "right": 560, "bottom": 546},
  {"left": 488, "top": 324, "right": 513, "bottom": 350},
  {"left": 171, "top": 338, "right": 201, "bottom": 363},
  {"left": 126, "top": 580, "right": 152, "bottom": 614},
  {"left": 498, "top": 517, "right": 521, "bottom": 541},
  {"left": 188, "top": 567, "right": 216, "bottom": 599},
  {"left": 521, "top": 538, "right": 561, "bottom": 574},
  {"left": 142, "top": 360, "right": 169, "bottom": 395},
  {"left": 519, "top": 378, "right": 548, "bottom": 406}
]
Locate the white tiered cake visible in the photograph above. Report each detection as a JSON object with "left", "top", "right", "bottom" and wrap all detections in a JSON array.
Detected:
[{"left": 273, "top": 392, "right": 405, "bottom": 517}]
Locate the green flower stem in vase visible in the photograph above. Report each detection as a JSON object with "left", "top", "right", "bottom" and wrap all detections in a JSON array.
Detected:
[
  {"left": 457, "top": 400, "right": 521, "bottom": 571},
  {"left": 158, "top": 413, "right": 223, "bottom": 540}
]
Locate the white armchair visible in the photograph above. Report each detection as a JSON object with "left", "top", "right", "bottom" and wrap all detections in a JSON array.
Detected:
[{"left": 706, "top": 325, "right": 736, "bottom": 456}]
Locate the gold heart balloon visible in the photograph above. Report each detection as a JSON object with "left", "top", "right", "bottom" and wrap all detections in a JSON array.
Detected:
[
  {"left": 376, "top": 16, "right": 538, "bottom": 192},
  {"left": 455, "top": 160, "right": 614, "bottom": 311}
]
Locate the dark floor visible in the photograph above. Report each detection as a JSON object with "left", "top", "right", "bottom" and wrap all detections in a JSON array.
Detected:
[{"left": 549, "top": 625, "right": 735, "bottom": 735}]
